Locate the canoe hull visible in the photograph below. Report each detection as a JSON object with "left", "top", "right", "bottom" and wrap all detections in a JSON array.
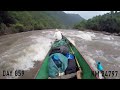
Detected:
[{"left": 35, "top": 36, "right": 98, "bottom": 79}]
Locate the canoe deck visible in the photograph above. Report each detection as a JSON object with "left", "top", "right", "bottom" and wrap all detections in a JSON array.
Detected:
[{"left": 35, "top": 36, "right": 98, "bottom": 79}]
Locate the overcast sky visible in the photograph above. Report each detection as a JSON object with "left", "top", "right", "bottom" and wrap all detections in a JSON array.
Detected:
[{"left": 64, "top": 11, "right": 110, "bottom": 20}]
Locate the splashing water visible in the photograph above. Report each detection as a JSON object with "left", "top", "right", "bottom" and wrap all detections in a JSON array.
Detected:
[{"left": 0, "top": 35, "right": 53, "bottom": 79}]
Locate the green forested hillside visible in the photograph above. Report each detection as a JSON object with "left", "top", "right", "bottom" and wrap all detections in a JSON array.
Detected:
[
  {"left": 45, "top": 11, "right": 84, "bottom": 28},
  {"left": 0, "top": 11, "right": 83, "bottom": 35},
  {"left": 74, "top": 11, "right": 120, "bottom": 35}
]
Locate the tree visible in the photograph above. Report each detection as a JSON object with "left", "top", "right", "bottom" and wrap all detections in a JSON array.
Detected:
[
  {"left": 0, "top": 11, "right": 15, "bottom": 26},
  {"left": 74, "top": 11, "right": 120, "bottom": 34}
]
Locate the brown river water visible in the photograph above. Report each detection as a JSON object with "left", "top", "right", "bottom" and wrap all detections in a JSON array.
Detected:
[{"left": 0, "top": 29, "right": 120, "bottom": 79}]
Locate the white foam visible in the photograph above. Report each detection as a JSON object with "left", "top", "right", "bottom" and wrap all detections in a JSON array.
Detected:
[
  {"left": 86, "top": 32, "right": 96, "bottom": 37},
  {"left": 67, "top": 38, "right": 76, "bottom": 46},
  {"left": 72, "top": 31, "right": 96, "bottom": 41},
  {"left": 102, "top": 35, "right": 114, "bottom": 40},
  {"left": 102, "top": 37, "right": 111, "bottom": 40},
  {"left": 63, "top": 31, "right": 96, "bottom": 41},
  {"left": 115, "top": 56, "right": 120, "bottom": 61},
  {"left": 84, "top": 56, "right": 104, "bottom": 79},
  {"left": 114, "top": 41, "right": 120, "bottom": 46},
  {"left": 0, "top": 35, "right": 53, "bottom": 79},
  {"left": 85, "top": 56, "right": 97, "bottom": 70},
  {"left": 95, "top": 50, "right": 104, "bottom": 56}
]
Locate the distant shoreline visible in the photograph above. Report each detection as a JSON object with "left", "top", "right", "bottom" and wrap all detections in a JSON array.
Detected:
[{"left": 0, "top": 29, "right": 120, "bottom": 37}]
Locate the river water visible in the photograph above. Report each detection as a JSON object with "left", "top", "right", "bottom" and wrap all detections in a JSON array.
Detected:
[{"left": 0, "top": 29, "right": 120, "bottom": 79}]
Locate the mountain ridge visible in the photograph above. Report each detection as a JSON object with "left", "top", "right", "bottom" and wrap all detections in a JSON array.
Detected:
[{"left": 0, "top": 11, "right": 84, "bottom": 35}]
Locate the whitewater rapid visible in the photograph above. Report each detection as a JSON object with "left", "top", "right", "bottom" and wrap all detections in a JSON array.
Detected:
[{"left": 0, "top": 29, "right": 120, "bottom": 79}]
